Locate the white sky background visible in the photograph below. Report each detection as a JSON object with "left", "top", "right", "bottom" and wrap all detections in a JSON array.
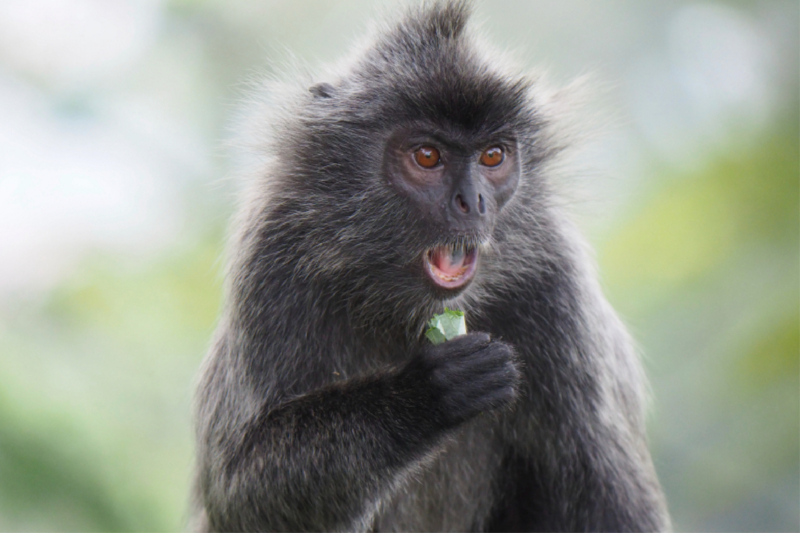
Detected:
[{"left": 0, "top": 0, "right": 794, "bottom": 295}]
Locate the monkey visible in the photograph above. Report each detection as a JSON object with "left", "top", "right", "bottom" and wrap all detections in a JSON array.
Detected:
[{"left": 192, "top": 1, "right": 671, "bottom": 531}]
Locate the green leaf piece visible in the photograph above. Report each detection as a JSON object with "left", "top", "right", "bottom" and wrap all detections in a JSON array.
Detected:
[
  {"left": 424, "top": 327, "right": 447, "bottom": 345},
  {"left": 425, "top": 308, "right": 467, "bottom": 345}
]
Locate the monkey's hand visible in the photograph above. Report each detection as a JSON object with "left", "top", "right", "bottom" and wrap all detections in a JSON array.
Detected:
[{"left": 402, "top": 332, "right": 521, "bottom": 427}]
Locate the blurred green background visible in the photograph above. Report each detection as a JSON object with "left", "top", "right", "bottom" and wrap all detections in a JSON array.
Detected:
[{"left": 0, "top": 1, "right": 797, "bottom": 531}]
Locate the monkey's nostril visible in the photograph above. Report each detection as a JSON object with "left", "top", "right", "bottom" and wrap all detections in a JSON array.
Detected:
[
  {"left": 478, "top": 194, "right": 485, "bottom": 215},
  {"left": 456, "top": 195, "right": 470, "bottom": 214}
]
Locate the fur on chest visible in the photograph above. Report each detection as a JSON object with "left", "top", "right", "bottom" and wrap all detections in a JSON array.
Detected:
[{"left": 372, "top": 416, "right": 504, "bottom": 532}]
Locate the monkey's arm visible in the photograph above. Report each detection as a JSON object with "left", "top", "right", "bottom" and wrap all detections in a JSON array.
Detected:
[
  {"left": 485, "top": 338, "right": 669, "bottom": 532},
  {"left": 471, "top": 225, "right": 669, "bottom": 532},
  {"left": 220, "top": 374, "right": 438, "bottom": 531},
  {"left": 199, "top": 333, "right": 518, "bottom": 532}
]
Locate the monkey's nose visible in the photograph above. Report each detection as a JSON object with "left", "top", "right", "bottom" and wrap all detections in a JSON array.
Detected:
[{"left": 452, "top": 192, "right": 486, "bottom": 217}]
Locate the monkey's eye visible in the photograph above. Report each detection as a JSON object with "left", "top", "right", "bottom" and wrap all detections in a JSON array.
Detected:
[
  {"left": 479, "top": 146, "right": 504, "bottom": 167},
  {"left": 413, "top": 146, "right": 441, "bottom": 168}
]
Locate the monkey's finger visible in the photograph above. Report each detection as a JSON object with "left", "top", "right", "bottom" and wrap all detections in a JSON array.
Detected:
[
  {"left": 432, "top": 344, "right": 514, "bottom": 384},
  {"left": 426, "top": 332, "right": 491, "bottom": 361}
]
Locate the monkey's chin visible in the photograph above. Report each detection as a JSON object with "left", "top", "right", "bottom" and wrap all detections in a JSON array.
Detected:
[{"left": 423, "top": 245, "right": 478, "bottom": 290}]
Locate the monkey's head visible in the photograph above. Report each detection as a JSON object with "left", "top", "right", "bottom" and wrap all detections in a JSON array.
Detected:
[{"left": 261, "top": 1, "right": 552, "bottom": 316}]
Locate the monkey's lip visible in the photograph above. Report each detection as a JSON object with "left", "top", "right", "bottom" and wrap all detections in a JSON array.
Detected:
[{"left": 423, "top": 245, "right": 478, "bottom": 289}]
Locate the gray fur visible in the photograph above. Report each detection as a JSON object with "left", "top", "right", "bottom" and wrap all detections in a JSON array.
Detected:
[{"left": 192, "top": 1, "right": 670, "bottom": 531}]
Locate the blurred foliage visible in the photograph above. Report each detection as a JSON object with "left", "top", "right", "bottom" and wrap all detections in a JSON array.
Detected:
[
  {"left": 0, "top": 1, "right": 797, "bottom": 532},
  {"left": 0, "top": 230, "right": 223, "bottom": 531},
  {"left": 598, "top": 114, "right": 799, "bottom": 531}
]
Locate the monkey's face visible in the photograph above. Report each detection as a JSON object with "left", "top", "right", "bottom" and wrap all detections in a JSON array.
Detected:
[{"left": 383, "top": 126, "right": 520, "bottom": 292}]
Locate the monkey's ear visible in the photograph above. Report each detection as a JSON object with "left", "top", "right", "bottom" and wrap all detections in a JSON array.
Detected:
[{"left": 309, "top": 82, "right": 335, "bottom": 99}]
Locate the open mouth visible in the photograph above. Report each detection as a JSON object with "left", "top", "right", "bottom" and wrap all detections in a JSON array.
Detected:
[{"left": 423, "top": 244, "right": 478, "bottom": 289}]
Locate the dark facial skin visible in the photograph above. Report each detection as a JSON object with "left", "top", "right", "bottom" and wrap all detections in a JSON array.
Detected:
[{"left": 383, "top": 127, "right": 520, "bottom": 238}]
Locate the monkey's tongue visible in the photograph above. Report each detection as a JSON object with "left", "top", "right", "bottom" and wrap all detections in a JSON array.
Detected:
[{"left": 430, "top": 246, "right": 467, "bottom": 276}]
